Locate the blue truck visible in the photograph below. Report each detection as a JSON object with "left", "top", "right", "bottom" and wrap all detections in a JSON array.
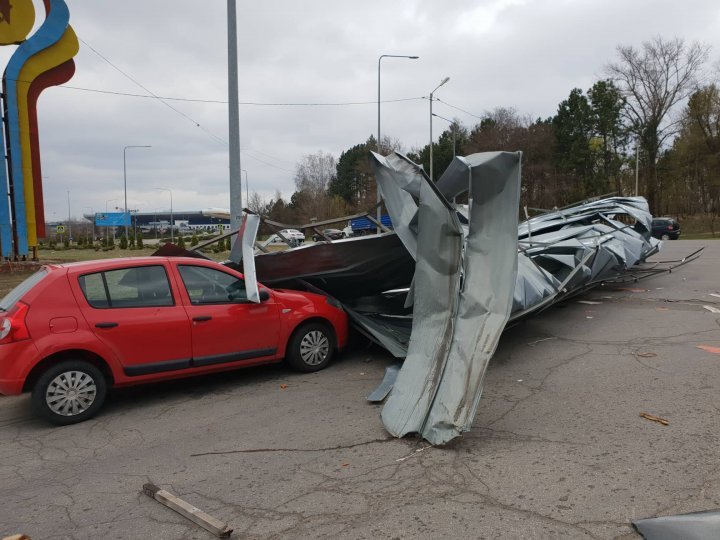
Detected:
[{"left": 348, "top": 215, "right": 393, "bottom": 236}]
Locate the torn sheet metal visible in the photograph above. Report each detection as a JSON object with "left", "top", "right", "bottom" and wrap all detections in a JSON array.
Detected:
[
  {"left": 378, "top": 151, "right": 522, "bottom": 445},
  {"left": 234, "top": 214, "right": 261, "bottom": 303},
  {"left": 633, "top": 510, "right": 720, "bottom": 540}
]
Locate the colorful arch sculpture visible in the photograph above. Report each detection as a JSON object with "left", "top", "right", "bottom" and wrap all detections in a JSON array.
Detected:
[{"left": 0, "top": 0, "right": 78, "bottom": 257}]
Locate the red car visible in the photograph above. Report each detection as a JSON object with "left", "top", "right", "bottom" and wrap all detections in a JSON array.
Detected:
[{"left": 0, "top": 257, "right": 348, "bottom": 425}]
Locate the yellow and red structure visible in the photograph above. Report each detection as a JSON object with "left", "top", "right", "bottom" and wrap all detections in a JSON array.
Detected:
[{"left": 0, "top": 0, "right": 78, "bottom": 258}]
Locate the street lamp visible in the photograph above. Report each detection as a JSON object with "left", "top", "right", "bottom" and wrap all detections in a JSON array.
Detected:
[
  {"left": 66, "top": 190, "right": 71, "bottom": 244},
  {"left": 377, "top": 53, "right": 419, "bottom": 232},
  {"left": 429, "top": 76, "right": 450, "bottom": 181},
  {"left": 83, "top": 206, "right": 95, "bottom": 243},
  {"left": 153, "top": 187, "right": 173, "bottom": 243},
  {"left": 105, "top": 197, "right": 121, "bottom": 244},
  {"left": 123, "top": 145, "right": 151, "bottom": 240},
  {"left": 432, "top": 113, "right": 457, "bottom": 159},
  {"left": 240, "top": 169, "right": 249, "bottom": 206}
]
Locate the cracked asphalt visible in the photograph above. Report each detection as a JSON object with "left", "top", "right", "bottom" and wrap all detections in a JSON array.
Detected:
[{"left": 1, "top": 240, "right": 719, "bottom": 539}]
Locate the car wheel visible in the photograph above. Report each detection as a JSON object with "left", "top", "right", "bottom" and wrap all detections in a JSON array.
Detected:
[
  {"left": 31, "top": 361, "right": 107, "bottom": 425},
  {"left": 661, "top": 233, "right": 670, "bottom": 240},
  {"left": 286, "top": 322, "right": 335, "bottom": 372}
]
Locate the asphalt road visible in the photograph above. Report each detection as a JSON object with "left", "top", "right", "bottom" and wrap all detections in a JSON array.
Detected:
[{"left": 1, "top": 240, "right": 719, "bottom": 539}]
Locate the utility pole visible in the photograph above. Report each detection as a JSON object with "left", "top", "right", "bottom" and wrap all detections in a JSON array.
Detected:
[{"left": 227, "top": 0, "right": 242, "bottom": 240}]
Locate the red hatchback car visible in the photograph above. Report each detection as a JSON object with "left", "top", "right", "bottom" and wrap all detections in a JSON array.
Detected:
[{"left": 0, "top": 257, "right": 348, "bottom": 425}]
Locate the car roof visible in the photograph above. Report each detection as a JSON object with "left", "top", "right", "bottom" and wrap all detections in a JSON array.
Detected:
[{"left": 55, "top": 256, "right": 222, "bottom": 273}]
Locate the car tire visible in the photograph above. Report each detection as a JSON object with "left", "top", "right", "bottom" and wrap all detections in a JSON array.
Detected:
[
  {"left": 661, "top": 233, "right": 670, "bottom": 240},
  {"left": 286, "top": 322, "right": 335, "bottom": 372},
  {"left": 31, "top": 360, "right": 107, "bottom": 425}
]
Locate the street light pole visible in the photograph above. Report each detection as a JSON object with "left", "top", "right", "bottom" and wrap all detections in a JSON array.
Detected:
[
  {"left": 123, "top": 145, "right": 151, "bottom": 240},
  {"left": 66, "top": 190, "right": 71, "bottom": 244},
  {"left": 83, "top": 206, "right": 95, "bottom": 243},
  {"left": 154, "top": 188, "right": 173, "bottom": 243},
  {"left": 635, "top": 143, "right": 640, "bottom": 197},
  {"left": 227, "top": 0, "right": 242, "bottom": 239},
  {"left": 105, "top": 197, "right": 121, "bottom": 245},
  {"left": 429, "top": 77, "right": 450, "bottom": 181},
  {"left": 432, "top": 113, "right": 457, "bottom": 159},
  {"left": 377, "top": 53, "right": 419, "bottom": 233}
]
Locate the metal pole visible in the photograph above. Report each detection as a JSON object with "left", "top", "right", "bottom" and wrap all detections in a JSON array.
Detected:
[
  {"left": 376, "top": 54, "right": 418, "bottom": 234},
  {"left": 227, "top": 0, "right": 242, "bottom": 241},
  {"left": 635, "top": 143, "right": 639, "bottom": 197},
  {"left": 67, "top": 190, "right": 71, "bottom": 244},
  {"left": 428, "top": 77, "right": 450, "bottom": 182},
  {"left": 123, "top": 145, "right": 151, "bottom": 240},
  {"left": 170, "top": 190, "right": 174, "bottom": 243},
  {"left": 153, "top": 188, "right": 173, "bottom": 243}
]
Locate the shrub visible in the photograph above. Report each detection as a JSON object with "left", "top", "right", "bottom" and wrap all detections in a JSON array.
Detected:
[{"left": 119, "top": 234, "right": 128, "bottom": 249}]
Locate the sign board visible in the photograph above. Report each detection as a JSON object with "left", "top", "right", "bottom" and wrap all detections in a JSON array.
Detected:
[
  {"left": 55, "top": 225, "right": 65, "bottom": 233},
  {"left": 95, "top": 212, "right": 130, "bottom": 227}
]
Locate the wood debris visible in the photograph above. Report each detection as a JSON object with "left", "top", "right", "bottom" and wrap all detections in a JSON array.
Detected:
[{"left": 639, "top": 412, "right": 669, "bottom": 426}]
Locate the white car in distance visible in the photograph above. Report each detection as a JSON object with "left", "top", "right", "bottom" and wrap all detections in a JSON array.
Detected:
[{"left": 266, "top": 229, "right": 305, "bottom": 246}]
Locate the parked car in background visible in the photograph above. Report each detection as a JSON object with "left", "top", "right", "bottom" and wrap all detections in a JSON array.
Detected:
[
  {"left": 312, "top": 229, "right": 345, "bottom": 242},
  {"left": 0, "top": 257, "right": 348, "bottom": 425},
  {"left": 279, "top": 229, "right": 305, "bottom": 243},
  {"left": 651, "top": 217, "right": 681, "bottom": 240}
]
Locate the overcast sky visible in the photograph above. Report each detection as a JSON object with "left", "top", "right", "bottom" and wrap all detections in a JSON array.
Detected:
[{"left": 3, "top": 0, "right": 719, "bottom": 220}]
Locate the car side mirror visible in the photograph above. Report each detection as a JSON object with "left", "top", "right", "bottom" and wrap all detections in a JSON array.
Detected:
[{"left": 259, "top": 289, "right": 270, "bottom": 302}]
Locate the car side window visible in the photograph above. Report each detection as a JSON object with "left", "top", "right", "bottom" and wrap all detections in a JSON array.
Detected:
[
  {"left": 78, "top": 266, "right": 174, "bottom": 308},
  {"left": 178, "top": 265, "right": 248, "bottom": 305}
]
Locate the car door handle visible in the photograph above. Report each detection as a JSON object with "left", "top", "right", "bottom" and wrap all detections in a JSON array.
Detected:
[
  {"left": 193, "top": 316, "right": 212, "bottom": 322},
  {"left": 95, "top": 322, "right": 118, "bottom": 329}
]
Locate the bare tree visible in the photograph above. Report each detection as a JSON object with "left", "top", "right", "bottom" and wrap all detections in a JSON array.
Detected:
[
  {"left": 293, "top": 151, "right": 337, "bottom": 222},
  {"left": 606, "top": 36, "right": 709, "bottom": 211},
  {"left": 294, "top": 151, "right": 336, "bottom": 197}
]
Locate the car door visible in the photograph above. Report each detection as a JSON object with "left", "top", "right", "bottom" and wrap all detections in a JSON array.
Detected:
[
  {"left": 73, "top": 264, "right": 193, "bottom": 377},
  {"left": 174, "top": 263, "right": 281, "bottom": 367}
]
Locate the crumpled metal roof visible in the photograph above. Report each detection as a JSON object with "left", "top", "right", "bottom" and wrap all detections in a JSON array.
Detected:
[{"left": 168, "top": 150, "right": 677, "bottom": 446}]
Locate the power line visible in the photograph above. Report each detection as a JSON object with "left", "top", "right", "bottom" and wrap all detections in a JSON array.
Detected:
[
  {"left": 79, "top": 37, "right": 226, "bottom": 145},
  {"left": 44, "top": 81, "right": 424, "bottom": 107},
  {"left": 434, "top": 98, "right": 484, "bottom": 120}
]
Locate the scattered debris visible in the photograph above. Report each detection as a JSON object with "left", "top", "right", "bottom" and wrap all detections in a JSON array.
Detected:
[
  {"left": 633, "top": 509, "right": 720, "bottom": 539},
  {"left": 617, "top": 287, "right": 648, "bottom": 293},
  {"left": 396, "top": 446, "right": 431, "bottom": 462},
  {"left": 656, "top": 307, "right": 669, "bottom": 311},
  {"left": 279, "top": 384, "right": 288, "bottom": 389},
  {"left": 639, "top": 412, "right": 669, "bottom": 426},
  {"left": 367, "top": 363, "right": 401, "bottom": 402},
  {"left": 142, "top": 483, "right": 233, "bottom": 538},
  {"left": 703, "top": 305, "right": 720, "bottom": 314},
  {"left": 527, "top": 337, "right": 558, "bottom": 347},
  {"left": 636, "top": 352, "right": 658, "bottom": 358},
  {"left": 697, "top": 345, "right": 720, "bottom": 355},
  {"left": 577, "top": 300, "right": 602, "bottom": 305},
  {"left": 709, "top": 293, "right": 720, "bottom": 299}
]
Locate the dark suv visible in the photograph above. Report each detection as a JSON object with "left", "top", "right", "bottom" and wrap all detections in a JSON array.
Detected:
[{"left": 651, "top": 218, "right": 681, "bottom": 240}]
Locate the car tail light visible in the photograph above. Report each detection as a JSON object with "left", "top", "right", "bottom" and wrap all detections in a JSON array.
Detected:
[
  {"left": 667, "top": 226, "right": 673, "bottom": 231},
  {"left": 0, "top": 301, "right": 30, "bottom": 344}
]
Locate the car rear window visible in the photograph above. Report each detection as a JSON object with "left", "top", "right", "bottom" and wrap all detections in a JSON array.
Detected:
[
  {"left": 0, "top": 268, "right": 48, "bottom": 311},
  {"left": 78, "top": 265, "right": 174, "bottom": 308}
]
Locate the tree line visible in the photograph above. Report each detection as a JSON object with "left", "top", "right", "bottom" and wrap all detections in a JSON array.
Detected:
[{"left": 249, "top": 36, "right": 719, "bottom": 232}]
